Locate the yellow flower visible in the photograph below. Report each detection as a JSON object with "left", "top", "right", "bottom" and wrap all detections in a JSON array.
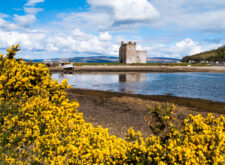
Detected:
[{"left": 1, "top": 45, "right": 225, "bottom": 165}]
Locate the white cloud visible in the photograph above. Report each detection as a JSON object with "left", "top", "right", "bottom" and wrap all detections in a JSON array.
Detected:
[
  {"left": 45, "top": 29, "right": 116, "bottom": 55},
  {"left": 184, "top": 10, "right": 225, "bottom": 31},
  {"left": 51, "top": 0, "right": 225, "bottom": 33},
  {"left": 151, "top": 0, "right": 225, "bottom": 31},
  {"left": 56, "top": 0, "right": 160, "bottom": 31},
  {"left": 1, "top": 0, "right": 224, "bottom": 60},
  {"left": 0, "top": 0, "right": 44, "bottom": 31},
  {"left": 0, "top": 30, "right": 46, "bottom": 51},
  {"left": 88, "top": 0, "right": 160, "bottom": 23},
  {"left": 56, "top": 12, "right": 113, "bottom": 31},
  {"left": 0, "top": 17, "right": 18, "bottom": 31},
  {"left": 0, "top": 28, "right": 119, "bottom": 59},
  {"left": 72, "top": 28, "right": 90, "bottom": 39},
  {"left": 174, "top": 39, "right": 203, "bottom": 55},
  {"left": 14, "top": 14, "right": 36, "bottom": 27},
  {"left": 144, "top": 38, "right": 222, "bottom": 58},
  {"left": 53, "top": 0, "right": 225, "bottom": 33},
  {"left": 99, "top": 32, "right": 112, "bottom": 41},
  {"left": 25, "top": 0, "right": 45, "bottom": 6},
  {"left": 0, "top": 25, "right": 222, "bottom": 59},
  {"left": 0, "top": 13, "right": 9, "bottom": 18},
  {"left": 19, "top": 0, "right": 44, "bottom": 27},
  {"left": 24, "top": 7, "right": 43, "bottom": 15}
]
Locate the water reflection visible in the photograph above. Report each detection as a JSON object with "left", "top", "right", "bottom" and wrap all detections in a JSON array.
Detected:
[
  {"left": 119, "top": 73, "right": 147, "bottom": 82},
  {"left": 51, "top": 72, "right": 225, "bottom": 102},
  {"left": 118, "top": 73, "right": 147, "bottom": 94},
  {"left": 58, "top": 72, "right": 75, "bottom": 78}
]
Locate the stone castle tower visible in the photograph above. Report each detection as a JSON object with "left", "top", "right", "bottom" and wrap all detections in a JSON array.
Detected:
[{"left": 119, "top": 41, "right": 147, "bottom": 64}]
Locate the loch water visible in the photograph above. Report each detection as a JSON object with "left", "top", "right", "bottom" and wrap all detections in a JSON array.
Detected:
[{"left": 52, "top": 72, "right": 225, "bottom": 103}]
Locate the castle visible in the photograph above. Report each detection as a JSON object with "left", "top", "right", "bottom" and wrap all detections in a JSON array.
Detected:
[{"left": 119, "top": 41, "right": 147, "bottom": 64}]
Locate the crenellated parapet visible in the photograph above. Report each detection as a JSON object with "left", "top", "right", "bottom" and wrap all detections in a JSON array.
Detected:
[{"left": 121, "top": 41, "right": 137, "bottom": 46}]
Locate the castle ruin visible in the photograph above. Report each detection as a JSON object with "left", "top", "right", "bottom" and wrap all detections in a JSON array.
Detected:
[{"left": 119, "top": 41, "right": 147, "bottom": 64}]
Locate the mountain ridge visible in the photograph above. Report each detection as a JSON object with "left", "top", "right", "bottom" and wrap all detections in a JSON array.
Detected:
[{"left": 24, "top": 56, "right": 180, "bottom": 63}]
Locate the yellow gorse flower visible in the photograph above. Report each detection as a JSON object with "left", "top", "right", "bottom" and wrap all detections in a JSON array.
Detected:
[{"left": 0, "top": 45, "right": 225, "bottom": 164}]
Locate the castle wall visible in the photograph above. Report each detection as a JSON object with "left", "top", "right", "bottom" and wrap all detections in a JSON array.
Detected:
[
  {"left": 136, "top": 51, "right": 147, "bottom": 63},
  {"left": 125, "top": 44, "right": 137, "bottom": 64},
  {"left": 119, "top": 45, "right": 126, "bottom": 63},
  {"left": 119, "top": 41, "right": 147, "bottom": 64}
]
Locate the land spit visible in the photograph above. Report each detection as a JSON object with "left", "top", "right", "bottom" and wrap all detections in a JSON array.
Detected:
[
  {"left": 66, "top": 88, "right": 225, "bottom": 138},
  {"left": 50, "top": 65, "right": 225, "bottom": 73}
]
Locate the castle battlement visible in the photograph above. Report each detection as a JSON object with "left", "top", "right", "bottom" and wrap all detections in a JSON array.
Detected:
[
  {"left": 119, "top": 41, "right": 147, "bottom": 64},
  {"left": 121, "top": 41, "right": 136, "bottom": 46}
]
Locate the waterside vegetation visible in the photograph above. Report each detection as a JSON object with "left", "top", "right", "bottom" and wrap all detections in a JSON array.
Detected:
[{"left": 0, "top": 45, "right": 225, "bottom": 164}]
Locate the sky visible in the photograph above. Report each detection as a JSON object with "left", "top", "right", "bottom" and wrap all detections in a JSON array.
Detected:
[{"left": 0, "top": 0, "right": 225, "bottom": 59}]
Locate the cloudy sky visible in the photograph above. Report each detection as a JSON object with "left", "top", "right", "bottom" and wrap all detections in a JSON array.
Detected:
[{"left": 0, "top": 0, "right": 225, "bottom": 59}]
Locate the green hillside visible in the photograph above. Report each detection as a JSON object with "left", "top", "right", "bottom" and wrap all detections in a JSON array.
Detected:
[{"left": 181, "top": 45, "right": 225, "bottom": 63}]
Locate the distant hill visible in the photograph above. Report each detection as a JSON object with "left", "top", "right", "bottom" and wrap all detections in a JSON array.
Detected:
[
  {"left": 24, "top": 56, "right": 180, "bottom": 63},
  {"left": 68, "top": 56, "right": 118, "bottom": 63},
  {"left": 23, "top": 58, "right": 61, "bottom": 63},
  {"left": 68, "top": 56, "right": 180, "bottom": 63},
  {"left": 182, "top": 46, "right": 225, "bottom": 62}
]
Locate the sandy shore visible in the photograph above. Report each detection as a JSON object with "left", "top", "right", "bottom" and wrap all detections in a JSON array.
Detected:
[
  {"left": 66, "top": 88, "right": 225, "bottom": 138},
  {"left": 50, "top": 65, "right": 225, "bottom": 73}
]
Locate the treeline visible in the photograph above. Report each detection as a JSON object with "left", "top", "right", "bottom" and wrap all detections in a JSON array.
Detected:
[{"left": 182, "top": 45, "right": 225, "bottom": 63}]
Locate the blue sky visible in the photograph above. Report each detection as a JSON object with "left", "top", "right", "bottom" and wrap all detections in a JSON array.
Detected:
[{"left": 0, "top": 0, "right": 225, "bottom": 59}]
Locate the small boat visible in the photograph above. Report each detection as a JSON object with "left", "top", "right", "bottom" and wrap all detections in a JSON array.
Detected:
[{"left": 63, "top": 64, "right": 74, "bottom": 70}]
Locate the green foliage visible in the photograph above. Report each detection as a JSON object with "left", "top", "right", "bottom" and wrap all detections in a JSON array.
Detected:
[
  {"left": 145, "top": 104, "right": 175, "bottom": 137},
  {"left": 6, "top": 44, "right": 20, "bottom": 59},
  {"left": 216, "top": 46, "right": 225, "bottom": 62},
  {"left": 1, "top": 45, "right": 225, "bottom": 164},
  {"left": 182, "top": 45, "right": 225, "bottom": 62}
]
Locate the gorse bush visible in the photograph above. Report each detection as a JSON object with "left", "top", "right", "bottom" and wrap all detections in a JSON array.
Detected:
[
  {"left": 145, "top": 104, "right": 175, "bottom": 137},
  {"left": 0, "top": 45, "right": 225, "bottom": 164}
]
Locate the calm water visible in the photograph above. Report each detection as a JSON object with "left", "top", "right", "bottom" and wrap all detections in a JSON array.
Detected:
[{"left": 52, "top": 72, "right": 225, "bottom": 102}]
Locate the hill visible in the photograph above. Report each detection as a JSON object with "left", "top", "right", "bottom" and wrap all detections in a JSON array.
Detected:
[
  {"left": 181, "top": 46, "right": 225, "bottom": 63},
  {"left": 24, "top": 56, "right": 180, "bottom": 63},
  {"left": 68, "top": 56, "right": 118, "bottom": 63},
  {"left": 68, "top": 56, "right": 179, "bottom": 63}
]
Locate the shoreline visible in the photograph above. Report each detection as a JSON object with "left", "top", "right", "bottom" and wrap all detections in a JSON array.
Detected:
[
  {"left": 66, "top": 88, "right": 225, "bottom": 138},
  {"left": 66, "top": 88, "right": 225, "bottom": 114},
  {"left": 50, "top": 65, "right": 225, "bottom": 73}
]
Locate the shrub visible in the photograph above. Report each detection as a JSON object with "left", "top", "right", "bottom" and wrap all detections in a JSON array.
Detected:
[
  {"left": 0, "top": 45, "right": 225, "bottom": 164},
  {"left": 145, "top": 104, "right": 175, "bottom": 137}
]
